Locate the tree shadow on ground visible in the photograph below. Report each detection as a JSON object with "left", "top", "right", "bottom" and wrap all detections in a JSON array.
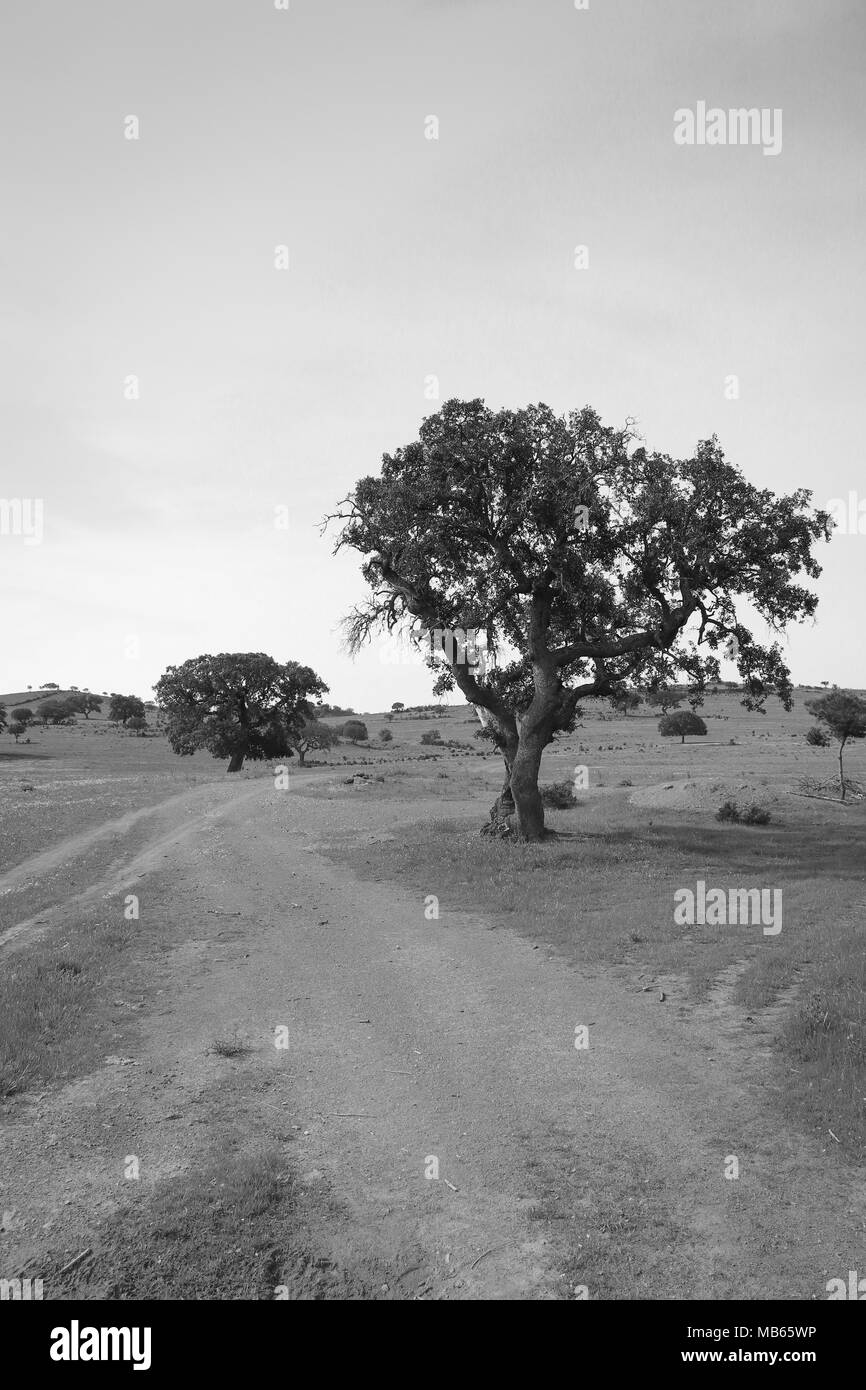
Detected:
[{"left": 593, "top": 820, "right": 866, "bottom": 886}]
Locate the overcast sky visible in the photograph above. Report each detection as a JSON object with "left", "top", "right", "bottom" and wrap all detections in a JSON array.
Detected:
[{"left": 1, "top": 0, "right": 863, "bottom": 709}]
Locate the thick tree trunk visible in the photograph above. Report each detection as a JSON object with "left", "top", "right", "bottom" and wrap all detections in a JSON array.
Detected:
[
  {"left": 483, "top": 741, "right": 517, "bottom": 835},
  {"left": 227, "top": 751, "right": 245, "bottom": 773},
  {"left": 509, "top": 731, "right": 547, "bottom": 842}
]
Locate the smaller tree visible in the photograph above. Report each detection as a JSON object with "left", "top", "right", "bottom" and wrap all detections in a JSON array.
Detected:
[
  {"left": 156, "top": 653, "right": 329, "bottom": 772},
  {"left": 69, "top": 693, "right": 102, "bottom": 719},
  {"left": 127, "top": 715, "right": 148, "bottom": 736},
  {"left": 379, "top": 727, "right": 393, "bottom": 743},
  {"left": 421, "top": 729, "right": 443, "bottom": 745},
  {"left": 804, "top": 690, "right": 866, "bottom": 801},
  {"left": 644, "top": 688, "right": 681, "bottom": 715},
  {"left": 42, "top": 682, "right": 60, "bottom": 690},
  {"left": 342, "top": 719, "right": 369, "bottom": 744},
  {"left": 290, "top": 718, "right": 339, "bottom": 766},
  {"left": 391, "top": 702, "right": 404, "bottom": 713},
  {"left": 109, "top": 694, "right": 145, "bottom": 726},
  {"left": 12, "top": 707, "right": 33, "bottom": 725},
  {"left": 659, "top": 711, "right": 708, "bottom": 744},
  {"left": 9, "top": 720, "right": 27, "bottom": 743},
  {"left": 39, "top": 699, "right": 76, "bottom": 725},
  {"left": 609, "top": 691, "right": 642, "bottom": 717}
]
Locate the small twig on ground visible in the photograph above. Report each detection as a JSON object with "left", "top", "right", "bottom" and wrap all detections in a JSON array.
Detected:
[
  {"left": 470, "top": 1246, "right": 502, "bottom": 1271},
  {"left": 59, "top": 1248, "right": 93, "bottom": 1277}
]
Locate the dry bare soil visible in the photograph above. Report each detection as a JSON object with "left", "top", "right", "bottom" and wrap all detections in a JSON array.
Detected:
[{"left": 1, "top": 692, "right": 864, "bottom": 1299}]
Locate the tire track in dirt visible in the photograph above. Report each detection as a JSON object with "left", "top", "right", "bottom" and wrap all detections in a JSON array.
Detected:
[{"left": 0, "top": 782, "right": 263, "bottom": 950}]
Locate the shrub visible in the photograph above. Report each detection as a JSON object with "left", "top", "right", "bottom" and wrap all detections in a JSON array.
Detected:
[
  {"left": 806, "top": 725, "right": 830, "bottom": 748},
  {"left": 379, "top": 728, "right": 393, "bottom": 743},
  {"left": 716, "top": 800, "right": 771, "bottom": 826},
  {"left": 342, "top": 719, "right": 368, "bottom": 744},
  {"left": 420, "top": 730, "right": 443, "bottom": 745},
  {"left": 540, "top": 781, "right": 577, "bottom": 809}
]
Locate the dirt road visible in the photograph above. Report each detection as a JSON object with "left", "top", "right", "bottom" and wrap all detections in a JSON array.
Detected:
[{"left": 1, "top": 772, "right": 863, "bottom": 1298}]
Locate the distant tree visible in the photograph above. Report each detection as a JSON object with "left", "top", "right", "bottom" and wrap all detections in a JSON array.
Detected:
[
  {"left": 609, "top": 691, "right": 642, "bottom": 717},
  {"left": 12, "top": 707, "right": 33, "bottom": 725},
  {"left": 40, "top": 698, "right": 77, "bottom": 725},
  {"left": 69, "top": 693, "right": 102, "bottom": 719},
  {"left": 391, "top": 702, "right": 404, "bottom": 713},
  {"left": 155, "top": 653, "right": 328, "bottom": 773},
  {"left": 658, "top": 711, "right": 708, "bottom": 744},
  {"left": 341, "top": 719, "right": 369, "bottom": 744},
  {"left": 108, "top": 694, "right": 145, "bottom": 726},
  {"left": 39, "top": 699, "right": 66, "bottom": 725},
  {"left": 804, "top": 690, "right": 866, "bottom": 801},
  {"left": 0, "top": 703, "right": 6, "bottom": 731},
  {"left": 379, "top": 727, "right": 393, "bottom": 743},
  {"left": 42, "top": 682, "right": 60, "bottom": 690},
  {"left": 9, "top": 721, "right": 27, "bottom": 743},
  {"left": 421, "top": 729, "right": 443, "bottom": 745},
  {"left": 127, "top": 715, "right": 148, "bottom": 736},
  {"left": 289, "top": 718, "right": 339, "bottom": 766},
  {"left": 644, "top": 688, "right": 681, "bottom": 715},
  {"left": 821, "top": 680, "right": 830, "bottom": 688}
]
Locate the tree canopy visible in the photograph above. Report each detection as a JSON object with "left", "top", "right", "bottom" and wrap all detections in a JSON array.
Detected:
[
  {"left": 331, "top": 398, "right": 830, "bottom": 839},
  {"left": 154, "top": 653, "right": 328, "bottom": 772},
  {"left": 290, "top": 717, "right": 339, "bottom": 766},
  {"left": 658, "top": 710, "right": 708, "bottom": 743},
  {"left": 109, "top": 694, "right": 145, "bottom": 726}
]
